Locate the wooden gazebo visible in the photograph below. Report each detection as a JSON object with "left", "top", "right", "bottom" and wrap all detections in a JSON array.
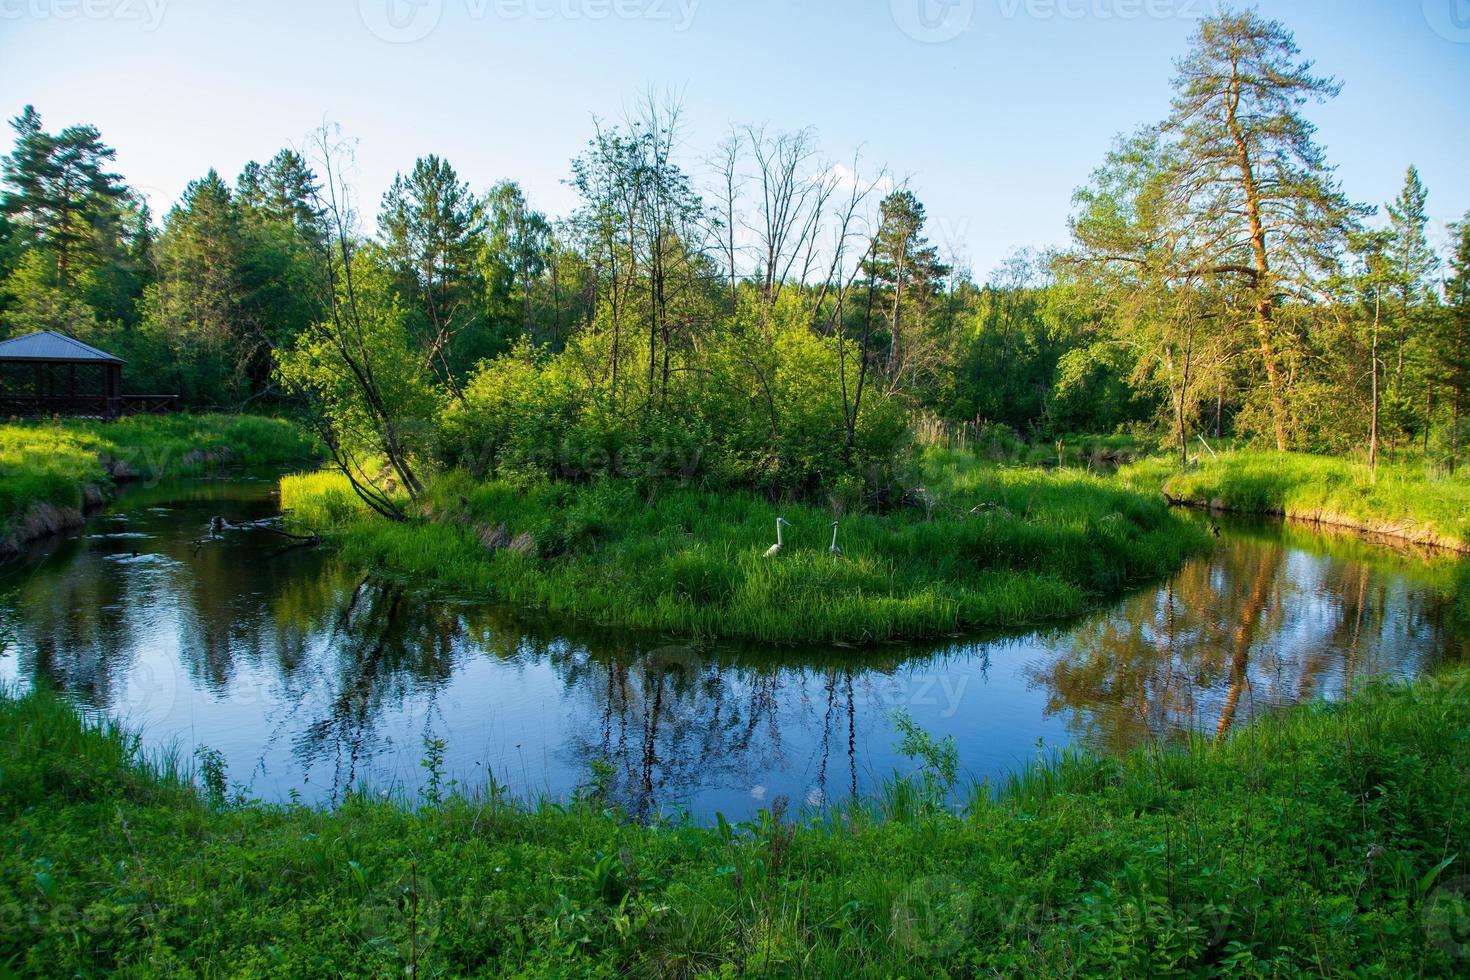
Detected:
[{"left": 0, "top": 330, "right": 174, "bottom": 419}]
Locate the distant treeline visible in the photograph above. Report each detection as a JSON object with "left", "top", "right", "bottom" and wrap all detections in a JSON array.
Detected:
[{"left": 2, "top": 8, "right": 1467, "bottom": 500}]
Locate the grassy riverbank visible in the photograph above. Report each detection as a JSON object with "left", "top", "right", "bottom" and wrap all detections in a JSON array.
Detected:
[
  {"left": 0, "top": 415, "right": 317, "bottom": 555},
  {"left": 4, "top": 669, "right": 1468, "bottom": 976},
  {"left": 281, "top": 449, "right": 1208, "bottom": 644},
  {"left": 1122, "top": 451, "right": 1470, "bottom": 553}
]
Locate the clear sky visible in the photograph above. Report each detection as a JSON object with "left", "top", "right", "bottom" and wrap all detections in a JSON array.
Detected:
[{"left": 2, "top": 0, "right": 1467, "bottom": 277}]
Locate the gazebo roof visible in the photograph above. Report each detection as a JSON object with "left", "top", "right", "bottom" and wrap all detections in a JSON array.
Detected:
[{"left": 0, "top": 330, "right": 125, "bottom": 364}]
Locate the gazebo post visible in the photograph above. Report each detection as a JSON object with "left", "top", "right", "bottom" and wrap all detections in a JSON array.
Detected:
[{"left": 106, "top": 363, "right": 122, "bottom": 419}]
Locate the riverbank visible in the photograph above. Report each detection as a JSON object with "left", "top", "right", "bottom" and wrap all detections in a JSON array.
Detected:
[
  {"left": 280, "top": 449, "right": 1209, "bottom": 644},
  {"left": 3, "top": 667, "right": 1467, "bottom": 976},
  {"left": 0, "top": 415, "right": 318, "bottom": 557},
  {"left": 1121, "top": 451, "right": 1470, "bottom": 554}
]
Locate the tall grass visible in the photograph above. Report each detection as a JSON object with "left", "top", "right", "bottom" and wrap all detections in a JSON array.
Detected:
[
  {"left": 913, "top": 415, "right": 1154, "bottom": 469},
  {"left": 1121, "top": 450, "right": 1470, "bottom": 552},
  {"left": 0, "top": 415, "right": 318, "bottom": 545},
  {"left": 3, "top": 669, "right": 1466, "bottom": 975},
  {"left": 282, "top": 448, "right": 1207, "bottom": 643}
]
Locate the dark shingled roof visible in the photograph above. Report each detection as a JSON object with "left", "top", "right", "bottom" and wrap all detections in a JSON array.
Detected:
[{"left": 0, "top": 330, "right": 124, "bottom": 364}]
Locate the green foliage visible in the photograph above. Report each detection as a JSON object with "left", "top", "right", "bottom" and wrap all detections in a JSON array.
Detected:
[
  {"left": 1121, "top": 450, "right": 1470, "bottom": 552},
  {"left": 889, "top": 708, "right": 959, "bottom": 809},
  {"left": 144, "top": 163, "right": 326, "bottom": 404},
  {"left": 439, "top": 294, "right": 911, "bottom": 500},
  {"left": 276, "top": 244, "right": 440, "bottom": 472},
  {"left": 3, "top": 667, "right": 1467, "bottom": 975},
  {"left": 282, "top": 448, "right": 1206, "bottom": 643}
]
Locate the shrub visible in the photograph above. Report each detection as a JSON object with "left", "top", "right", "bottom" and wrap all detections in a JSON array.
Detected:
[{"left": 435, "top": 295, "right": 910, "bottom": 502}]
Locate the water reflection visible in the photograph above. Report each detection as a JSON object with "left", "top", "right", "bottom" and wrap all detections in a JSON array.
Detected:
[
  {"left": 1, "top": 481, "right": 1463, "bottom": 820},
  {"left": 1033, "top": 524, "right": 1464, "bottom": 752}
]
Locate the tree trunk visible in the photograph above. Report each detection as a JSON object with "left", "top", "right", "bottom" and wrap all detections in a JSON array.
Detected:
[
  {"left": 1226, "top": 74, "right": 1289, "bottom": 451},
  {"left": 1369, "top": 292, "right": 1380, "bottom": 482},
  {"left": 1216, "top": 551, "right": 1274, "bottom": 740}
]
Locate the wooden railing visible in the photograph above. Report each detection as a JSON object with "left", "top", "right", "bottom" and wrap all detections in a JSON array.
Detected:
[
  {"left": 120, "top": 395, "right": 178, "bottom": 415},
  {"left": 0, "top": 394, "right": 179, "bottom": 419}
]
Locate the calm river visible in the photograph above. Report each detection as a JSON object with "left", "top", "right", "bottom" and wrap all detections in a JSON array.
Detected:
[{"left": 2, "top": 478, "right": 1464, "bottom": 820}]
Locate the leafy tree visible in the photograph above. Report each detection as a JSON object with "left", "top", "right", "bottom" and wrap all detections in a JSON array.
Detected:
[
  {"left": 482, "top": 180, "right": 552, "bottom": 343},
  {"left": 277, "top": 127, "right": 434, "bottom": 519},
  {"left": 0, "top": 248, "right": 99, "bottom": 338},
  {"left": 0, "top": 211, "right": 17, "bottom": 325},
  {"left": 379, "top": 155, "right": 484, "bottom": 393},
  {"left": 570, "top": 101, "right": 717, "bottom": 413},
  {"left": 278, "top": 244, "right": 436, "bottom": 516}
]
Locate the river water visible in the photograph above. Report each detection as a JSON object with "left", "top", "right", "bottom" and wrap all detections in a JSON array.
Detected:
[{"left": 1, "top": 477, "right": 1464, "bottom": 820}]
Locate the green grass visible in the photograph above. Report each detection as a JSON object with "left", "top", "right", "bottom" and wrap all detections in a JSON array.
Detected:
[
  {"left": 3, "top": 668, "right": 1468, "bottom": 976},
  {"left": 281, "top": 449, "right": 1208, "bottom": 644},
  {"left": 1121, "top": 450, "right": 1470, "bottom": 553},
  {"left": 0, "top": 415, "right": 318, "bottom": 549}
]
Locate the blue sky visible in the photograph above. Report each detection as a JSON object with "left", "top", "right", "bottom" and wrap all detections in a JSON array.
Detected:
[{"left": 2, "top": 0, "right": 1467, "bottom": 277}]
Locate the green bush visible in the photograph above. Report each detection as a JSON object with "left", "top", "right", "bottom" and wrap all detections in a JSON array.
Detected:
[{"left": 437, "top": 293, "right": 910, "bottom": 501}]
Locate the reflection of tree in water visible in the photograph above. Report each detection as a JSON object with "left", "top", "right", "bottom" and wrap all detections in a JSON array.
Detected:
[
  {"left": 286, "top": 595, "right": 881, "bottom": 818},
  {"left": 536, "top": 639, "right": 868, "bottom": 820},
  {"left": 287, "top": 578, "right": 462, "bottom": 799},
  {"left": 5, "top": 490, "right": 340, "bottom": 704},
  {"left": 8, "top": 532, "right": 140, "bottom": 705},
  {"left": 1029, "top": 532, "right": 1453, "bottom": 752}
]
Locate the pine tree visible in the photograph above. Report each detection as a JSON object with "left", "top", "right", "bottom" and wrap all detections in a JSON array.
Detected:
[
  {"left": 1, "top": 107, "right": 56, "bottom": 245},
  {"left": 0, "top": 107, "right": 130, "bottom": 290},
  {"left": 1382, "top": 165, "right": 1439, "bottom": 449},
  {"left": 1386, "top": 166, "right": 1438, "bottom": 314},
  {"left": 1159, "top": 9, "right": 1364, "bottom": 450},
  {"left": 379, "top": 155, "right": 483, "bottom": 391},
  {"left": 865, "top": 190, "right": 949, "bottom": 393},
  {"left": 148, "top": 170, "right": 251, "bottom": 401}
]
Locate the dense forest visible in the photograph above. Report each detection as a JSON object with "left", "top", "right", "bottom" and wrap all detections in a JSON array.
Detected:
[{"left": 2, "top": 10, "right": 1467, "bottom": 506}]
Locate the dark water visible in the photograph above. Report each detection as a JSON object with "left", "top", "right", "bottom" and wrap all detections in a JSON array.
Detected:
[{"left": 2, "top": 478, "right": 1465, "bottom": 820}]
